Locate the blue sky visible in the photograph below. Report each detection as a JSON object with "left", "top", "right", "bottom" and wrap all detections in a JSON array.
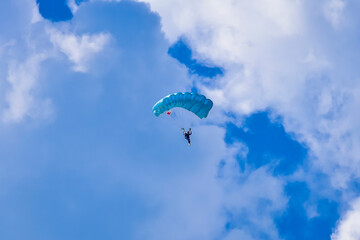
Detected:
[{"left": 1, "top": 0, "right": 360, "bottom": 239}]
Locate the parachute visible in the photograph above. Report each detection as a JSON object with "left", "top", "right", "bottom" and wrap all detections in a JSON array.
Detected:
[{"left": 152, "top": 92, "right": 213, "bottom": 119}]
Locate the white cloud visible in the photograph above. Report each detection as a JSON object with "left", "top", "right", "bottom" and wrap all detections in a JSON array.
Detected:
[
  {"left": 0, "top": 1, "right": 113, "bottom": 124},
  {"left": 0, "top": 1, "right": 112, "bottom": 124},
  {"left": 323, "top": 0, "right": 346, "bottom": 29},
  {"left": 332, "top": 198, "right": 360, "bottom": 240},
  {"left": 134, "top": 126, "right": 286, "bottom": 240},
  {"left": 0, "top": 1, "right": 298, "bottom": 239},
  {"left": 132, "top": 0, "right": 360, "bottom": 190},
  {"left": 114, "top": 2, "right": 360, "bottom": 238},
  {"left": 2, "top": 0, "right": 357, "bottom": 238},
  {"left": 3, "top": 54, "right": 53, "bottom": 123},
  {"left": 67, "top": 0, "right": 79, "bottom": 14},
  {"left": 31, "top": 1, "right": 43, "bottom": 24},
  {"left": 0, "top": 0, "right": 57, "bottom": 123},
  {"left": 47, "top": 28, "right": 111, "bottom": 72},
  {"left": 219, "top": 156, "right": 287, "bottom": 240}
]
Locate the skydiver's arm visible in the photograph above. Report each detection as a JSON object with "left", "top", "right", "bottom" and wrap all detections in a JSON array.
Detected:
[{"left": 181, "top": 128, "right": 185, "bottom": 134}]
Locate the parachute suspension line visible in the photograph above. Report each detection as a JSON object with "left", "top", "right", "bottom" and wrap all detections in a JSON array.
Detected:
[
  {"left": 167, "top": 110, "right": 182, "bottom": 129},
  {"left": 168, "top": 108, "right": 183, "bottom": 129},
  {"left": 179, "top": 107, "right": 192, "bottom": 130},
  {"left": 177, "top": 108, "right": 187, "bottom": 130}
]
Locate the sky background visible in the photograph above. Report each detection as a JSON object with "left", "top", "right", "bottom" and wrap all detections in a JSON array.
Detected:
[{"left": 0, "top": 0, "right": 360, "bottom": 239}]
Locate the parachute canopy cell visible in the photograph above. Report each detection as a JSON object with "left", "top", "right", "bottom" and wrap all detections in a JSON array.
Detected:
[{"left": 152, "top": 92, "right": 213, "bottom": 119}]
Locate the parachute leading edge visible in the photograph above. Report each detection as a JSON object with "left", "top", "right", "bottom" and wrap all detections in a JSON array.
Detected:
[{"left": 152, "top": 92, "right": 213, "bottom": 119}]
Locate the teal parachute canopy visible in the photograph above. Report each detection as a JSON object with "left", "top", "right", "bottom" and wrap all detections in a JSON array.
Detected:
[{"left": 152, "top": 92, "right": 213, "bottom": 119}]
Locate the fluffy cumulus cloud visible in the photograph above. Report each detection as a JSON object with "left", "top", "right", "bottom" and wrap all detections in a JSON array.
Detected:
[
  {"left": 323, "top": 0, "right": 346, "bottom": 28},
  {"left": 0, "top": 0, "right": 52, "bottom": 123},
  {"left": 0, "top": 1, "right": 288, "bottom": 239},
  {"left": 3, "top": 54, "right": 53, "bottom": 122},
  {"left": 0, "top": 0, "right": 110, "bottom": 123},
  {"left": 128, "top": 0, "right": 360, "bottom": 237},
  {"left": 47, "top": 28, "right": 110, "bottom": 72},
  {"left": 332, "top": 197, "right": 360, "bottom": 240},
  {"left": 2, "top": 0, "right": 360, "bottom": 239},
  {"left": 137, "top": 139, "right": 287, "bottom": 240},
  {"left": 134, "top": 0, "right": 360, "bottom": 188}
]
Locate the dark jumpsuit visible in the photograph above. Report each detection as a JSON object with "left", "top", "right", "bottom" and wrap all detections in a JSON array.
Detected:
[{"left": 183, "top": 129, "right": 192, "bottom": 144}]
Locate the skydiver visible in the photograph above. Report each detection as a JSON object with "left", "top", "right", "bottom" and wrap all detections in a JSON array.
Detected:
[{"left": 181, "top": 128, "right": 192, "bottom": 146}]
